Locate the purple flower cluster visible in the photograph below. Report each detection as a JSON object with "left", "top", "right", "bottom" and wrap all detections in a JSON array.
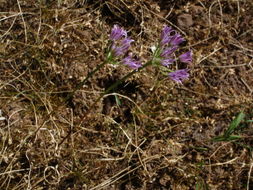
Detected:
[
  {"left": 157, "top": 25, "right": 192, "bottom": 83},
  {"left": 109, "top": 25, "right": 142, "bottom": 69},
  {"left": 107, "top": 25, "right": 192, "bottom": 83}
]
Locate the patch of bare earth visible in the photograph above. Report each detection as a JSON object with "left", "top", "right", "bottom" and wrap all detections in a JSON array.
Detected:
[{"left": 0, "top": 0, "right": 252, "bottom": 189}]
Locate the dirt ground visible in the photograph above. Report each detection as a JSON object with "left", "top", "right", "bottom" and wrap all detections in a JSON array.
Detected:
[{"left": 0, "top": 0, "right": 253, "bottom": 189}]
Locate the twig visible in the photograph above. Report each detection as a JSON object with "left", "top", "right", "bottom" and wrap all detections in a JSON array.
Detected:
[
  {"left": 247, "top": 160, "right": 253, "bottom": 190},
  {"left": 16, "top": 0, "right": 27, "bottom": 43},
  {"left": 240, "top": 78, "right": 253, "bottom": 94}
]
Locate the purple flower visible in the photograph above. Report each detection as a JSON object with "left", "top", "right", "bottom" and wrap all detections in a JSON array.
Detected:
[
  {"left": 168, "top": 69, "right": 189, "bottom": 83},
  {"left": 170, "top": 33, "right": 185, "bottom": 46},
  {"left": 160, "top": 46, "right": 178, "bottom": 58},
  {"left": 119, "top": 38, "right": 134, "bottom": 53},
  {"left": 161, "top": 58, "right": 175, "bottom": 66},
  {"left": 122, "top": 55, "right": 142, "bottom": 69},
  {"left": 160, "top": 25, "right": 185, "bottom": 47},
  {"left": 111, "top": 37, "right": 134, "bottom": 56},
  {"left": 161, "top": 26, "right": 173, "bottom": 37},
  {"left": 160, "top": 26, "right": 174, "bottom": 46},
  {"left": 111, "top": 44, "right": 121, "bottom": 56},
  {"left": 179, "top": 51, "right": 192, "bottom": 63},
  {"left": 158, "top": 25, "right": 186, "bottom": 67},
  {"left": 110, "top": 25, "right": 127, "bottom": 41},
  {"left": 159, "top": 46, "right": 177, "bottom": 67}
]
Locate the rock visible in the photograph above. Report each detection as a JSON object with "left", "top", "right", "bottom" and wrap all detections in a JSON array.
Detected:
[{"left": 177, "top": 14, "right": 193, "bottom": 29}]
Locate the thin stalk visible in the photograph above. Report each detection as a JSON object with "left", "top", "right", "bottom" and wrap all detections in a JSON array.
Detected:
[
  {"left": 59, "top": 60, "right": 154, "bottom": 147},
  {"left": 90, "top": 60, "right": 154, "bottom": 108},
  {"left": 66, "top": 59, "right": 109, "bottom": 101}
]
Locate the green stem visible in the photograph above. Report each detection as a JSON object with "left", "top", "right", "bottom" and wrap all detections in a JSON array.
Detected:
[
  {"left": 66, "top": 59, "right": 109, "bottom": 101},
  {"left": 59, "top": 60, "right": 154, "bottom": 147},
  {"left": 91, "top": 60, "right": 154, "bottom": 106}
]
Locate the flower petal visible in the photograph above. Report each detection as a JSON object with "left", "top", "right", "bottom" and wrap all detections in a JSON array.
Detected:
[
  {"left": 168, "top": 69, "right": 189, "bottom": 83},
  {"left": 122, "top": 55, "right": 142, "bottom": 69},
  {"left": 160, "top": 46, "right": 178, "bottom": 58},
  {"left": 161, "top": 58, "right": 175, "bottom": 66},
  {"left": 179, "top": 51, "right": 192, "bottom": 63},
  {"left": 170, "top": 33, "right": 185, "bottom": 46},
  {"left": 110, "top": 25, "right": 127, "bottom": 41},
  {"left": 160, "top": 26, "right": 174, "bottom": 46}
]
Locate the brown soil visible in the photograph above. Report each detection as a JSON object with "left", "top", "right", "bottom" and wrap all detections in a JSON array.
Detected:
[{"left": 0, "top": 0, "right": 253, "bottom": 189}]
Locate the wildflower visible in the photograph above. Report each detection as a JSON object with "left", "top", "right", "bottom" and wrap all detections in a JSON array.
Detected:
[
  {"left": 160, "top": 26, "right": 174, "bottom": 46},
  {"left": 154, "top": 25, "right": 192, "bottom": 83},
  {"left": 108, "top": 25, "right": 143, "bottom": 71},
  {"left": 161, "top": 58, "right": 175, "bottom": 67},
  {"left": 179, "top": 51, "right": 192, "bottom": 63},
  {"left": 110, "top": 24, "right": 127, "bottom": 41},
  {"left": 111, "top": 37, "right": 134, "bottom": 57},
  {"left": 168, "top": 69, "right": 189, "bottom": 83},
  {"left": 109, "top": 24, "right": 134, "bottom": 58},
  {"left": 157, "top": 26, "right": 186, "bottom": 68},
  {"left": 159, "top": 44, "right": 177, "bottom": 67},
  {"left": 160, "top": 46, "right": 178, "bottom": 58},
  {"left": 170, "top": 33, "right": 185, "bottom": 46},
  {"left": 160, "top": 25, "right": 185, "bottom": 47},
  {"left": 122, "top": 55, "right": 142, "bottom": 69},
  {"left": 161, "top": 26, "right": 173, "bottom": 38}
]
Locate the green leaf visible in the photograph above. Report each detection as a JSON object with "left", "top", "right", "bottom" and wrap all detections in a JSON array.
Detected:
[
  {"left": 224, "top": 135, "right": 241, "bottom": 141},
  {"left": 213, "top": 135, "right": 241, "bottom": 142},
  {"left": 224, "top": 112, "right": 245, "bottom": 137},
  {"left": 115, "top": 95, "right": 121, "bottom": 106},
  {"left": 212, "top": 136, "right": 227, "bottom": 142}
]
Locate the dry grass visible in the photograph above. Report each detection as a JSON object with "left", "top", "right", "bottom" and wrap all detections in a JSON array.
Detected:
[{"left": 0, "top": 0, "right": 253, "bottom": 189}]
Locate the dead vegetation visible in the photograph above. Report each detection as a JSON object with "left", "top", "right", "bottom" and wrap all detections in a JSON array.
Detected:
[{"left": 0, "top": 0, "right": 253, "bottom": 189}]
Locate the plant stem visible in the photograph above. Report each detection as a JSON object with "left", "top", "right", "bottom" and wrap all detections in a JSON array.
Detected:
[
  {"left": 66, "top": 59, "right": 109, "bottom": 101},
  {"left": 59, "top": 60, "right": 154, "bottom": 147},
  {"left": 91, "top": 60, "right": 154, "bottom": 106}
]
